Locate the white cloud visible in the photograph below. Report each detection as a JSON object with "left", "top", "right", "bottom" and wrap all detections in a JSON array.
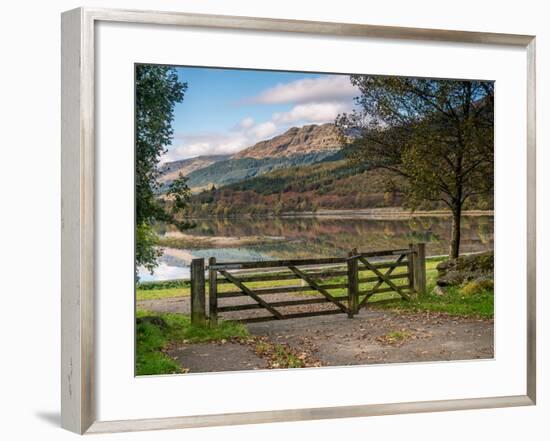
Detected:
[
  {"left": 162, "top": 75, "right": 359, "bottom": 162},
  {"left": 164, "top": 99, "right": 355, "bottom": 162},
  {"left": 164, "top": 120, "right": 278, "bottom": 162},
  {"left": 273, "top": 101, "right": 352, "bottom": 125},
  {"left": 248, "top": 75, "right": 357, "bottom": 105},
  {"left": 162, "top": 134, "right": 249, "bottom": 162},
  {"left": 250, "top": 121, "right": 277, "bottom": 139},
  {"left": 238, "top": 117, "right": 255, "bottom": 130}
]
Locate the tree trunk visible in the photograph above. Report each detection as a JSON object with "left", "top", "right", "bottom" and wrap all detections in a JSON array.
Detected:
[{"left": 449, "top": 206, "right": 462, "bottom": 259}]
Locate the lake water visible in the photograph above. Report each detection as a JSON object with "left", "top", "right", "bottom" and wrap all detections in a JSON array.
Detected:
[{"left": 137, "top": 214, "right": 494, "bottom": 282}]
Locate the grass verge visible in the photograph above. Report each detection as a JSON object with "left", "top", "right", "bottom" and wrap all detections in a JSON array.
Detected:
[
  {"left": 368, "top": 286, "right": 494, "bottom": 319},
  {"left": 136, "top": 276, "right": 299, "bottom": 301},
  {"left": 136, "top": 310, "right": 249, "bottom": 375},
  {"left": 367, "top": 257, "right": 494, "bottom": 319}
]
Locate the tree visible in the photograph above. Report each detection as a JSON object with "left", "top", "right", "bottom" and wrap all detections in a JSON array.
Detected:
[
  {"left": 336, "top": 76, "right": 493, "bottom": 258},
  {"left": 165, "top": 173, "right": 193, "bottom": 230},
  {"left": 136, "top": 65, "right": 188, "bottom": 271}
]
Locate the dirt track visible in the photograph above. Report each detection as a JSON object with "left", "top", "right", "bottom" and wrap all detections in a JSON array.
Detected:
[{"left": 139, "top": 295, "right": 493, "bottom": 373}]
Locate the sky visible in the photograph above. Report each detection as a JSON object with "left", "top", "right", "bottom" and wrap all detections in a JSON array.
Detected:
[{"left": 162, "top": 67, "right": 360, "bottom": 162}]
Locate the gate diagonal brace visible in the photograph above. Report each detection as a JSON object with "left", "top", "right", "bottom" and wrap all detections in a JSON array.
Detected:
[
  {"left": 357, "top": 254, "right": 410, "bottom": 306},
  {"left": 358, "top": 253, "right": 406, "bottom": 307},
  {"left": 218, "top": 270, "right": 284, "bottom": 319},
  {"left": 288, "top": 266, "right": 349, "bottom": 314}
]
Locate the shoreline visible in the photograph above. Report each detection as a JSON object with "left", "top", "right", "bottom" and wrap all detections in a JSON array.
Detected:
[
  {"left": 181, "top": 208, "right": 494, "bottom": 222},
  {"left": 159, "top": 233, "right": 285, "bottom": 248},
  {"left": 280, "top": 208, "right": 494, "bottom": 220}
]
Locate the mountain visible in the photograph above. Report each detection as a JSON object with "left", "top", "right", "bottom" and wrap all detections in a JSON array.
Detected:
[
  {"left": 159, "top": 155, "right": 230, "bottom": 184},
  {"left": 159, "top": 123, "right": 345, "bottom": 191},
  {"left": 233, "top": 123, "right": 341, "bottom": 159}
]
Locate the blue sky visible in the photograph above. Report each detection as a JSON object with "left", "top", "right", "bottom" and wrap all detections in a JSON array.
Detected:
[{"left": 163, "top": 67, "right": 359, "bottom": 162}]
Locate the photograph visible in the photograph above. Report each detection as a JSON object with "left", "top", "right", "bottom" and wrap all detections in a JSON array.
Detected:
[
  {"left": 1, "top": 0, "right": 542, "bottom": 437},
  {"left": 135, "top": 64, "right": 495, "bottom": 376}
]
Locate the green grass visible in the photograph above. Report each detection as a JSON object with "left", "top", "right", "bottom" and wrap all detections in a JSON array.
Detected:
[
  {"left": 136, "top": 275, "right": 310, "bottom": 301},
  {"left": 136, "top": 279, "right": 191, "bottom": 300},
  {"left": 386, "top": 330, "right": 412, "bottom": 340},
  {"left": 137, "top": 279, "right": 190, "bottom": 290},
  {"left": 369, "top": 287, "right": 493, "bottom": 319},
  {"left": 377, "top": 330, "right": 414, "bottom": 345},
  {"left": 369, "top": 286, "right": 494, "bottom": 319},
  {"left": 367, "top": 257, "right": 494, "bottom": 319},
  {"left": 136, "top": 310, "right": 249, "bottom": 375},
  {"left": 137, "top": 287, "right": 188, "bottom": 300}
]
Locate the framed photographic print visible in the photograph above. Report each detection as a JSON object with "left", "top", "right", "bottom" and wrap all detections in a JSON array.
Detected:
[{"left": 61, "top": 7, "right": 536, "bottom": 435}]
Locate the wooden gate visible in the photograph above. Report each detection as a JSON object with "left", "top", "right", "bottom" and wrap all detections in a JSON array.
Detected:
[{"left": 190, "top": 243, "right": 426, "bottom": 325}]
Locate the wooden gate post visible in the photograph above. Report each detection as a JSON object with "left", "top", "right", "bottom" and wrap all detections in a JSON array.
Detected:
[
  {"left": 347, "top": 251, "right": 359, "bottom": 318},
  {"left": 407, "top": 243, "right": 416, "bottom": 293},
  {"left": 190, "top": 258, "right": 206, "bottom": 326},
  {"left": 208, "top": 257, "right": 218, "bottom": 327},
  {"left": 412, "top": 243, "right": 427, "bottom": 296}
]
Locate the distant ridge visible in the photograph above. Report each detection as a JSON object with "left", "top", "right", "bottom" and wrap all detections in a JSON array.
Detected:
[
  {"left": 159, "top": 155, "right": 230, "bottom": 184},
  {"left": 159, "top": 123, "right": 344, "bottom": 190},
  {"left": 233, "top": 123, "right": 341, "bottom": 159},
  {"left": 184, "top": 151, "right": 338, "bottom": 190}
]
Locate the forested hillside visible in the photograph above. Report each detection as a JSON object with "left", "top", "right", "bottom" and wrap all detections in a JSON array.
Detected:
[
  {"left": 184, "top": 159, "right": 403, "bottom": 217},
  {"left": 184, "top": 151, "right": 337, "bottom": 190},
  {"left": 160, "top": 121, "right": 493, "bottom": 219},
  {"left": 159, "top": 155, "right": 229, "bottom": 185}
]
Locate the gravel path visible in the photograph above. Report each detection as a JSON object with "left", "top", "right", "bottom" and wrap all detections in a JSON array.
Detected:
[
  {"left": 139, "top": 295, "right": 493, "bottom": 373},
  {"left": 138, "top": 292, "right": 350, "bottom": 320},
  {"left": 247, "top": 310, "right": 493, "bottom": 366},
  {"left": 168, "top": 342, "right": 268, "bottom": 373}
]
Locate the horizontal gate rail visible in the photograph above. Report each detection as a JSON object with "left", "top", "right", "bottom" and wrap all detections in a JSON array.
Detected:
[
  {"left": 358, "top": 285, "right": 412, "bottom": 297},
  {"left": 216, "top": 273, "right": 300, "bottom": 284},
  {"left": 216, "top": 270, "right": 349, "bottom": 283},
  {"left": 217, "top": 297, "right": 340, "bottom": 313},
  {"left": 215, "top": 262, "right": 410, "bottom": 284},
  {"left": 193, "top": 244, "right": 426, "bottom": 325},
  {"left": 358, "top": 273, "right": 410, "bottom": 284},
  {"left": 210, "top": 257, "right": 348, "bottom": 270},
  {"left": 210, "top": 249, "right": 411, "bottom": 270},
  {"left": 357, "top": 261, "right": 409, "bottom": 271},
  {"left": 218, "top": 282, "right": 350, "bottom": 298}
]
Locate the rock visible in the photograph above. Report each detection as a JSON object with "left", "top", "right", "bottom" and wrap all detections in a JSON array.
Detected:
[
  {"left": 432, "top": 285, "right": 448, "bottom": 296},
  {"left": 233, "top": 123, "right": 341, "bottom": 159},
  {"left": 137, "top": 316, "right": 168, "bottom": 329},
  {"left": 436, "top": 251, "right": 493, "bottom": 287},
  {"left": 472, "top": 275, "right": 494, "bottom": 285},
  {"left": 435, "top": 259, "right": 452, "bottom": 272},
  {"left": 437, "top": 271, "right": 466, "bottom": 287}
]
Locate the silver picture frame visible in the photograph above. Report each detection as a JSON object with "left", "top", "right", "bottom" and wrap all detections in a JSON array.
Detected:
[{"left": 61, "top": 7, "right": 536, "bottom": 435}]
